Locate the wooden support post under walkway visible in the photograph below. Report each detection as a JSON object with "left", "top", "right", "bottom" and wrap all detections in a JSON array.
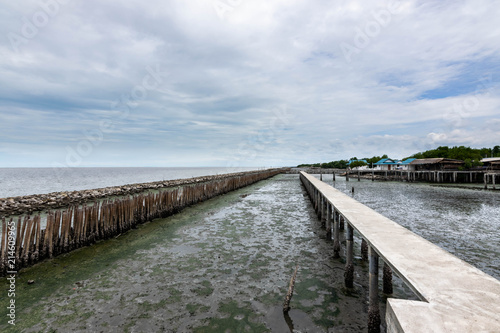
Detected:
[
  {"left": 326, "top": 203, "right": 332, "bottom": 240},
  {"left": 345, "top": 224, "right": 354, "bottom": 288},
  {"left": 368, "top": 247, "right": 381, "bottom": 333},
  {"left": 299, "top": 171, "right": 500, "bottom": 332},
  {"left": 333, "top": 210, "right": 341, "bottom": 258},
  {"left": 383, "top": 261, "right": 393, "bottom": 295},
  {"left": 361, "top": 238, "right": 368, "bottom": 261}
]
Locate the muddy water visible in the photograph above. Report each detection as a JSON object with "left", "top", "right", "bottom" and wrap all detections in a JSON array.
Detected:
[{"left": 1, "top": 174, "right": 383, "bottom": 333}]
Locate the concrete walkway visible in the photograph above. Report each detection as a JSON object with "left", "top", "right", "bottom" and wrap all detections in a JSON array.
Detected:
[{"left": 301, "top": 172, "right": 500, "bottom": 332}]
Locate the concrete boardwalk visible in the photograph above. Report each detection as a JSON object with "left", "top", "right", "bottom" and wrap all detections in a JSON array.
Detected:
[{"left": 301, "top": 172, "right": 500, "bottom": 332}]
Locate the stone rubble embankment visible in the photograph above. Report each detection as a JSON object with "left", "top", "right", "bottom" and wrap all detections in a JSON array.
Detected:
[{"left": 0, "top": 169, "right": 286, "bottom": 217}]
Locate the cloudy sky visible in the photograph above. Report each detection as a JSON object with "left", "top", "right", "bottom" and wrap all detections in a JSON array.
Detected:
[{"left": 1, "top": 0, "right": 499, "bottom": 167}]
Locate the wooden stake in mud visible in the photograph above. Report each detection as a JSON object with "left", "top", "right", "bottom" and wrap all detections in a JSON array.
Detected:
[{"left": 283, "top": 265, "right": 299, "bottom": 313}]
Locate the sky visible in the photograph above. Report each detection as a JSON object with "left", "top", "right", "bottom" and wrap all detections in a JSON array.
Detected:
[{"left": 1, "top": 0, "right": 499, "bottom": 168}]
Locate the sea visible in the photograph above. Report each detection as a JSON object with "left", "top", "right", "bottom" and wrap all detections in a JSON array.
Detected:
[{"left": 0, "top": 167, "right": 264, "bottom": 198}]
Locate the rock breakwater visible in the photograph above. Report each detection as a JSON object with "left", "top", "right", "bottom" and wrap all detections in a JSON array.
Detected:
[{"left": 0, "top": 169, "right": 287, "bottom": 217}]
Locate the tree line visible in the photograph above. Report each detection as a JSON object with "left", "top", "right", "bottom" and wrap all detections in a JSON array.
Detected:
[{"left": 297, "top": 145, "right": 500, "bottom": 169}]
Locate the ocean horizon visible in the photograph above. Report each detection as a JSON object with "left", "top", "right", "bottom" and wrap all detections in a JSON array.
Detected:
[{"left": 0, "top": 166, "right": 268, "bottom": 199}]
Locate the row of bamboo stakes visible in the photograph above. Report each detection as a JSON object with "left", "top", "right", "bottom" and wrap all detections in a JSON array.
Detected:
[{"left": 0, "top": 169, "right": 282, "bottom": 275}]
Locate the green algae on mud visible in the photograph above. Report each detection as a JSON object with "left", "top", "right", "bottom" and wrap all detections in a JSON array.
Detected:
[{"left": 1, "top": 175, "right": 379, "bottom": 332}]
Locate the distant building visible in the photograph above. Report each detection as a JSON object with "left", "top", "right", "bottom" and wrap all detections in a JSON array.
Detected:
[
  {"left": 398, "top": 158, "right": 417, "bottom": 171},
  {"left": 373, "top": 158, "right": 399, "bottom": 171},
  {"left": 409, "top": 158, "right": 464, "bottom": 171},
  {"left": 481, "top": 157, "right": 500, "bottom": 170}
]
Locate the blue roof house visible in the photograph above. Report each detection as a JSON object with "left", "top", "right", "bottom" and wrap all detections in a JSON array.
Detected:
[
  {"left": 398, "top": 158, "right": 417, "bottom": 171},
  {"left": 373, "top": 158, "right": 399, "bottom": 171}
]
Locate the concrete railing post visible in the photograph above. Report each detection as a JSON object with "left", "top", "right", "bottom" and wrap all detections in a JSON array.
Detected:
[
  {"left": 321, "top": 196, "right": 326, "bottom": 227},
  {"left": 368, "top": 247, "right": 381, "bottom": 333},
  {"left": 315, "top": 190, "right": 319, "bottom": 214},
  {"left": 333, "top": 210, "right": 341, "bottom": 258},
  {"left": 383, "top": 261, "right": 393, "bottom": 294},
  {"left": 326, "top": 203, "right": 332, "bottom": 240},
  {"left": 361, "top": 238, "right": 368, "bottom": 261},
  {"left": 344, "top": 224, "right": 354, "bottom": 288}
]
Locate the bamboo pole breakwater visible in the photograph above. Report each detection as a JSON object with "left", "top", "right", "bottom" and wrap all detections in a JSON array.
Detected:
[
  {"left": 0, "top": 168, "right": 285, "bottom": 276},
  {"left": 300, "top": 171, "right": 500, "bottom": 333}
]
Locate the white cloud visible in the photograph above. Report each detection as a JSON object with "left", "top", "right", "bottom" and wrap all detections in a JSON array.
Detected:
[{"left": 0, "top": 0, "right": 499, "bottom": 167}]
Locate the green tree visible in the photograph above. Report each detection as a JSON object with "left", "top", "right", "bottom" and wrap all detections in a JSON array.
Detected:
[
  {"left": 349, "top": 160, "right": 367, "bottom": 169},
  {"left": 493, "top": 146, "right": 500, "bottom": 157}
]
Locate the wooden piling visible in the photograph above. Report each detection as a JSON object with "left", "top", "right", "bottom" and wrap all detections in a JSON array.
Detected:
[
  {"left": 283, "top": 265, "right": 299, "bottom": 313},
  {"left": 1, "top": 219, "right": 7, "bottom": 273},
  {"left": 34, "top": 215, "right": 41, "bottom": 262},
  {"left": 21, "top": 217, "right": 33, "bottom": 267}
]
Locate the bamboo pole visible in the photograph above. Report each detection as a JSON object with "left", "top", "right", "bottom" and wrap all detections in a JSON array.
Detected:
[
  {"left": 1, "top": 218, "right": 7, "bottom": 273},
  {"left": 34, "top": 215, "right": 41, "bottom": 262},
  {"left": 15, "top": 217, "right": 23, "bottom": 265},
  {"left": 21, "top": 217, "right": 33, "bottom": 267},
  {"left": 45, "top": 213, "right": 54, "bottom": 258},
  {"left": 283, "top": 265, "right": 299, "bottom": 313}
]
